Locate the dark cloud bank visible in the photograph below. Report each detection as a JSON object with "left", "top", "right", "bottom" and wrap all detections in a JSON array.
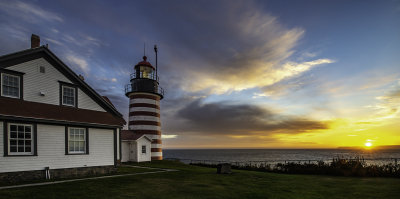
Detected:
[{"left": 175, "top": 99, "right": 330, "bottom": 135}]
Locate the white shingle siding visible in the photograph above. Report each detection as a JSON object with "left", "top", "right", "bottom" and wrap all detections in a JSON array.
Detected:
[
  {"left": 7, "top": 58, "right": 71, "bottom": 105},
  {"left": 121, "top": 137, "right": 151, "bottom": 163},
  {"left": 78, "top": 89, "right": 106, "bottom": 112},
  {"left": 136, "top": 137, "right": 151, "bottom": 162},
  {"left": 121, "top": 141, "right": 130, "bottom": 162},
  {"left": 6, "top": 58, "right": 106, "bottom": 112},
  {"left": 117, "top": 128, "right": 120, "bottom": 161},
  {"left": 0, "top": 122, "right": 115, "bottom": 173}
]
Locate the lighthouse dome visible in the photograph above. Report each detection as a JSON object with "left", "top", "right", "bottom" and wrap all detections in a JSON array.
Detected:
[{"left": 135, "top": 56, "right": 155, "bottom": 70}]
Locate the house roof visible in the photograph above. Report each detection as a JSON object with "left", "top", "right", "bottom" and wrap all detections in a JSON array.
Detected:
[
  {"left": 121, "top": 130, "right": 152, "bottom": 141},
  {"left": 0, "top": 46, "right": 123, "bottom": 118},
  {"left": 0, "top": 96, "right": 125, "bottom": 127},
  {"left": 102, "top": 96, "right": 116, "bottom": 109}
]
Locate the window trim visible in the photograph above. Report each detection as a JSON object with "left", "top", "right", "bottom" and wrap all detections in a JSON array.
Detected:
[
  {"left": 0, "top": 69, "right": 24, "bottom": 100},
  {"left": 39, "top": 66, "right": 46, "bottom": 73},
  {"left": 141, "top": 145, "right": 146, "bottom": 154},
  {"left": 59, "top": 81, "right": 78, "bottom": 108},
  {"left": 62, "top": 85, "right": 76, "bottom": 107},
  {"left": 65, "top": 126, "right": 89, "bottom": 155},
  {"left": 3, "top": 121, "right": 37, "bottom": 157}
]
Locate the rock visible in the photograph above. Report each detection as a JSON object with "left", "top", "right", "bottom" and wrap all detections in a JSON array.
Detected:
[{"left": 217, "top": 163, "right": 232, "bottom": 174}]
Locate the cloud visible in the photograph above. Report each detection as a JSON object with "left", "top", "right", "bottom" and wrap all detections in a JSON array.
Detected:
[
  {"left": 93, "top": 76, "right": 118, "bottom": 83},
  {"left": 0, "top": 0, "right": 63, "bottom": 23},
  {"left": 374, "top": 85, "right": 400, "bottom": 118},
  {"left": 45, "top": 37, "right": 64, "bottom": 46},
  {"left": 175, "top": 99, "right": 330, "bottom": 135},
  {"left": 65, "top": 55, "right": 89, "bottom": 74},
  {"left": 0, "top": 24, "right": 29, "bottom": 42},
  {"left": 162, "top": 135, "right": 178, "bottom": 139},
  {"left": 149, "top": 1, "right": 334, "bottom": 96},
  {"left": 358, "top": 80, "right": 400, "bottom": 126},
  {"left": 60, "top": 34, "right": 103, "bottom": 48},
  {"left": 84, "top": 36, "right": 102, "bottom": 47},
  {"left": 51, "top": 28, "right": 59, "bottom": 34}
]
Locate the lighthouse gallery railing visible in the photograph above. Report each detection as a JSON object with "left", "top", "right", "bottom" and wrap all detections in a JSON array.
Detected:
[{"left": 125, "top": 83, "right": 164, "bottom": 96}]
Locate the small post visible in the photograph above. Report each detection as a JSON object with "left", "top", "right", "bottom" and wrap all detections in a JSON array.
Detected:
[
  {"left": 45, "top": 167, "right": 50, "bottom": 180},
  {"left": 154, "top": 45, "right": 158, "bottom": 79}
]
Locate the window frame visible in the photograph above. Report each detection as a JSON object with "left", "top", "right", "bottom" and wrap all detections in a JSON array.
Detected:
[
  {"left": 59, "top": 81, "right": 78, "bottom": 108},
  {"left": 0, "top": 69, "right": 24, "bottom": 99},
  {"left": 3, "top": 121, "right": 37, "bottom": 157},
  {"left": 39, "top": 66, "right": 46, "bottom": 73},
  {"left": 65, "top": 126, "right": 89, "bottom": 155},
  {"left": 141, "top": 145, "right": 146, "bottom": 154}
]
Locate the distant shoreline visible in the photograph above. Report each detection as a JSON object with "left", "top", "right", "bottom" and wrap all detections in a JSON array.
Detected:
[
  {"left": 164, "top": 145, "right": 400, "bottom": 150},
  {"left": 337, "top": 145, "right": 400, "bottom": 150}
]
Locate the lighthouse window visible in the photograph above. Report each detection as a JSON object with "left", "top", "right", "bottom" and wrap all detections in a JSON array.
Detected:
[{"left": 140, "top": 66, "right": 155, "bottom": 79}]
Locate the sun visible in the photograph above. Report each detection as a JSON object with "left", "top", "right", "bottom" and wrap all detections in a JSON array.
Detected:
[{"left": 364, "top": 142, "right": 372, "bottom": 147}]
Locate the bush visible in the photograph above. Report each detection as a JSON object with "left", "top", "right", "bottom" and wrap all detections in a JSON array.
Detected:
[{"left": 190, "top": 157, "right": 400, "bottom": 178}]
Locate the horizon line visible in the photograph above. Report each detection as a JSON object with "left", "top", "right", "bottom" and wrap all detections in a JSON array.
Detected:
[{"left": 163, "top": 145, "right": 400, "bottom": 150}]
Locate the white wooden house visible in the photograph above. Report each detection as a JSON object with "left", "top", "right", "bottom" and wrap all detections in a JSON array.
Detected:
[
  {"left": 0, "top": 34, "right": 125, "bottom": 182},
  {"left": 121, "top": 130, "right": 152, "bottom": 162}
]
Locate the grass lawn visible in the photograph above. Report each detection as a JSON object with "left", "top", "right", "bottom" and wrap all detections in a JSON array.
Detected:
[
  {"left": 0, "top": 166, "right": 154, "bottom": 187},
  {"left": 1, "top": 160, "right": 399, "bottom": 199}
]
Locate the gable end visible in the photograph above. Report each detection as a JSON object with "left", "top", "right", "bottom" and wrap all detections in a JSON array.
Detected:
[{"left": 0, "top": 47, "right": 123, "bottom": 118}]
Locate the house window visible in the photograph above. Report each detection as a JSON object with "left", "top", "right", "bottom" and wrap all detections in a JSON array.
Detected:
[
  {"left": 39, "top": 66, "right": 45, "bottom": 73},
  {"left": 8, "top": 123, "right": 33, "bottom": 155},
  {"left": 68, "top": 128, "right": 86, "bottom": 154},
  {"left": 142, "top": 145, "right": 146, "bottom": 154},
  {"left": 1, "top": 73, "right": 20, "bottom": 98},
  {"left": 62, "top": 85, "right": 76, "bottom": 106}
]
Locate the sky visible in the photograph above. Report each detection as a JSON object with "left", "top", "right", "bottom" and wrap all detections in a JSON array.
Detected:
[{"left": 0, "top": 0, "right": 399, "bottom": 149}]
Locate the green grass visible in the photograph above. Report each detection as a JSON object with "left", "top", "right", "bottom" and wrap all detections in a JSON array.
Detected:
[
  {"left": 1, "top": 160, "right": 399, "bottom": 199},
  {"left": 116, "top": 165, "right": 162, "bottom": 174},
  {"left": 0, "top": 166, "right": 154, "bottom": 187}
]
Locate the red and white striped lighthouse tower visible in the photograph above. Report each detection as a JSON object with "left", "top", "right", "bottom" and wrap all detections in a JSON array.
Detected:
[{"left": 125, "top": 47, "right": 164, "bottom": 160}]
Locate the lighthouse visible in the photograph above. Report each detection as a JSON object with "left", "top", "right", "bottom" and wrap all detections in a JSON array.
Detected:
[{"left": 125, "top": 47, "right": 164, "bottom": 160}]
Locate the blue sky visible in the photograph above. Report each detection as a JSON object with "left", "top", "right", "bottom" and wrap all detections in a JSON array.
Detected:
[{"left": 1, "top": 0, "right": 399, "bottom": 148}]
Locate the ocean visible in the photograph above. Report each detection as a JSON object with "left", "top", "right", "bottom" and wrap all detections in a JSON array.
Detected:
[{"left": 163, "top": 149, "right": 400, "bottom": 165}]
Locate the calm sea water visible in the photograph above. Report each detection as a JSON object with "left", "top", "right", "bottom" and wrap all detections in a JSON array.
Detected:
[{"left": 164, "top": 149, "right": 400, "bottom": 165}]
